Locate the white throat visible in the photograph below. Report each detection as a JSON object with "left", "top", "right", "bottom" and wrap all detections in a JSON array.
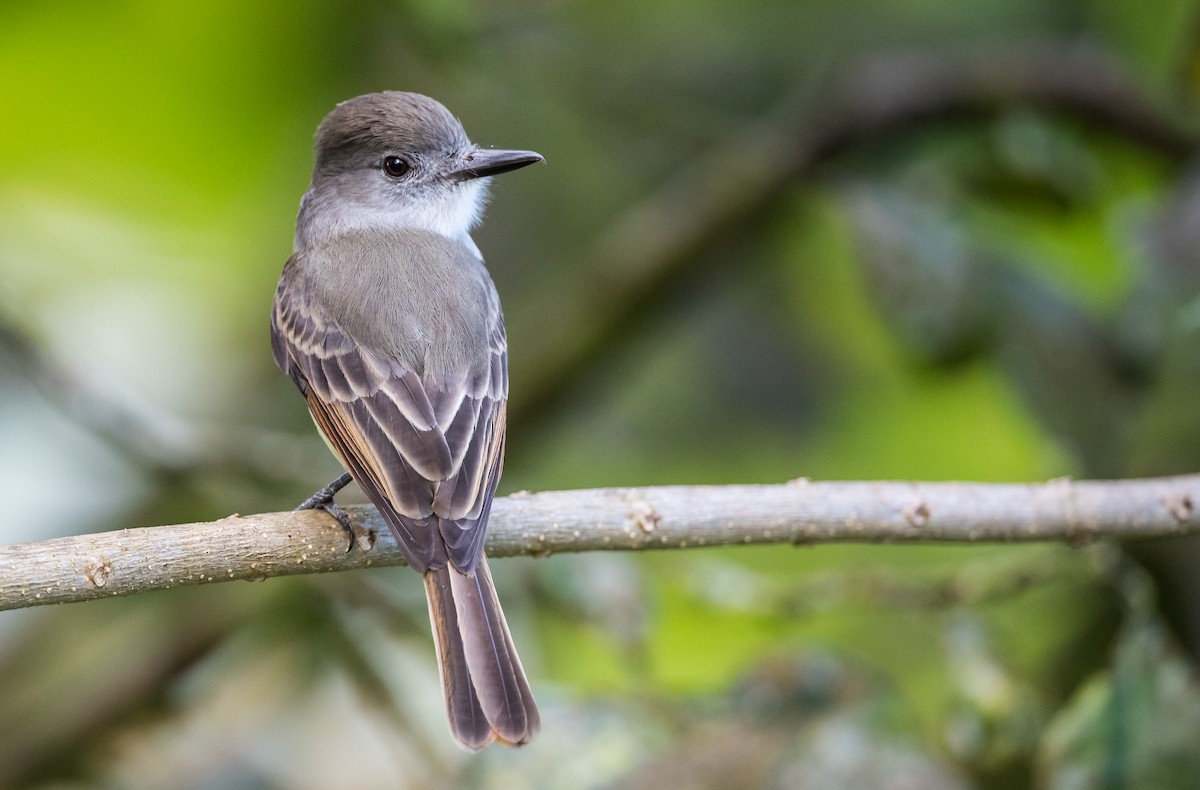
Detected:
[{"left": 295, "top": 178, "right": 488, "bottom": 258}]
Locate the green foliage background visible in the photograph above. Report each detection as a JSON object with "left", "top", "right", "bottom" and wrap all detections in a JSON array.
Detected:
[{"left": 2, "top": 1, "right": 1200, "bottom": 788}]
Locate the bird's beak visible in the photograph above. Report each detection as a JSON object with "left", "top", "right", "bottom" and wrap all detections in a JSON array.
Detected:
[{"left": 448, "top": 148, "right": 545, "bottom": 182}]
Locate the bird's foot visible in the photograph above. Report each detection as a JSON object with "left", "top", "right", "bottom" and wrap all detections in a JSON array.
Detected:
[{"left": 296, "top": 473, "right": 371, "bottom": 552}]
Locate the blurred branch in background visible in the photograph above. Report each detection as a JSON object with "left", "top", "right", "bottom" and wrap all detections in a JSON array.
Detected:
[
  {"left": 512, "top": 40, "right": 1196, "bottom": 431},
  {"left": 0, "top": 308, "right": 322, "bottom": 492},
  {"left": 2, "top": 475, "right": 1196, "bottom": 611}
]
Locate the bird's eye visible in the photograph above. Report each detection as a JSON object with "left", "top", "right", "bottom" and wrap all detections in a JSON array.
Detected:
[{"left": 382, "top": 156, "right": 411, "bottom": 178}]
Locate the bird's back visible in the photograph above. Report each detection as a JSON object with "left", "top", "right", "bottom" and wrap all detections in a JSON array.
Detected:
[{"left": 283, "top": 228, "right": 501, "bottom": 382}]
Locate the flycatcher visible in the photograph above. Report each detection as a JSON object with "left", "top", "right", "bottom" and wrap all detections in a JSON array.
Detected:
[{"left": 270, "top": 91, "right": 542, "bottom": 749}]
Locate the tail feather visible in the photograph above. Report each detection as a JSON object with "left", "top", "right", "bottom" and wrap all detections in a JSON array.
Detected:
[
  {"left": 424, "top": 569, "right": 493, "bottom": 750},
  {"left": 424, "top": 557, "right": 539, "bottom": 749}
]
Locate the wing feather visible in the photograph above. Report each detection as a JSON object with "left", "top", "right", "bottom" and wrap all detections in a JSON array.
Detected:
[
  {"left": 362, "top": 389, "right": 452, "bottom": 480},
  {"left": 271, "top": 252, "right": 507, "bottom": 574}
]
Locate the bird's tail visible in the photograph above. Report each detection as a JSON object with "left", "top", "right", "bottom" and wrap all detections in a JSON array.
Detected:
[{"left": 423, "top": 556, "right": 539, "bottom": 750}]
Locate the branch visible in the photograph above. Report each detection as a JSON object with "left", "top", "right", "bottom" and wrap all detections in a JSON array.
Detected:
[{"left": 2, "top": 476, "right": 1197, "bottom": 611}]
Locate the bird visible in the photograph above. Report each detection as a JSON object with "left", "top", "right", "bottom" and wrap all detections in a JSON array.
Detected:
[{"left": 270, "top": 91, "right": 543, "bottom": 750}]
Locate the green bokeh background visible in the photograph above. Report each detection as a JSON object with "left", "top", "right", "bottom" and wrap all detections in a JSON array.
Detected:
[{"left": 3, "top": 1, "right": 1200, "bottom": 788}]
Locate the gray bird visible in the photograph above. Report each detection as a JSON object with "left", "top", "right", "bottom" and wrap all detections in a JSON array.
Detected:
[{"left": 270, "top": 91, "right": 542, "bottom": 749}]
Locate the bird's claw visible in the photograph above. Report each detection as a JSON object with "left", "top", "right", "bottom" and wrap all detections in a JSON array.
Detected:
[{"left": 296, "top": 473, "right": 371, "bottom": 553}]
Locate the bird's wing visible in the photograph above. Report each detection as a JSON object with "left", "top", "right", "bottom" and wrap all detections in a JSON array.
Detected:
[{"left": 271, "top": 257, "right": 507, "bottom": 573}]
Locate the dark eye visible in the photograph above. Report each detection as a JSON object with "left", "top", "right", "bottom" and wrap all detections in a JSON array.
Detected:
[{"left": 382, "top": 155, "right": 411, "bottom": 178}]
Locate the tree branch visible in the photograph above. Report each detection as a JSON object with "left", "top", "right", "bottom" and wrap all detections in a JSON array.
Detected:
[{"left": 2, "top": 475, "right": 1197, "bottom": 611}]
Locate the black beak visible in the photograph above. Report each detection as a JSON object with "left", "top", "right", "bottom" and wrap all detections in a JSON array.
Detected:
[{"left": 448, "top": 148, "right": 545, "bottom": 182}]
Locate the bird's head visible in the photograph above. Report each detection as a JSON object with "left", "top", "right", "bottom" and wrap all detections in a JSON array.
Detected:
[{"left": 297, "top": 91, "right": 543, "bottom": 247}]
